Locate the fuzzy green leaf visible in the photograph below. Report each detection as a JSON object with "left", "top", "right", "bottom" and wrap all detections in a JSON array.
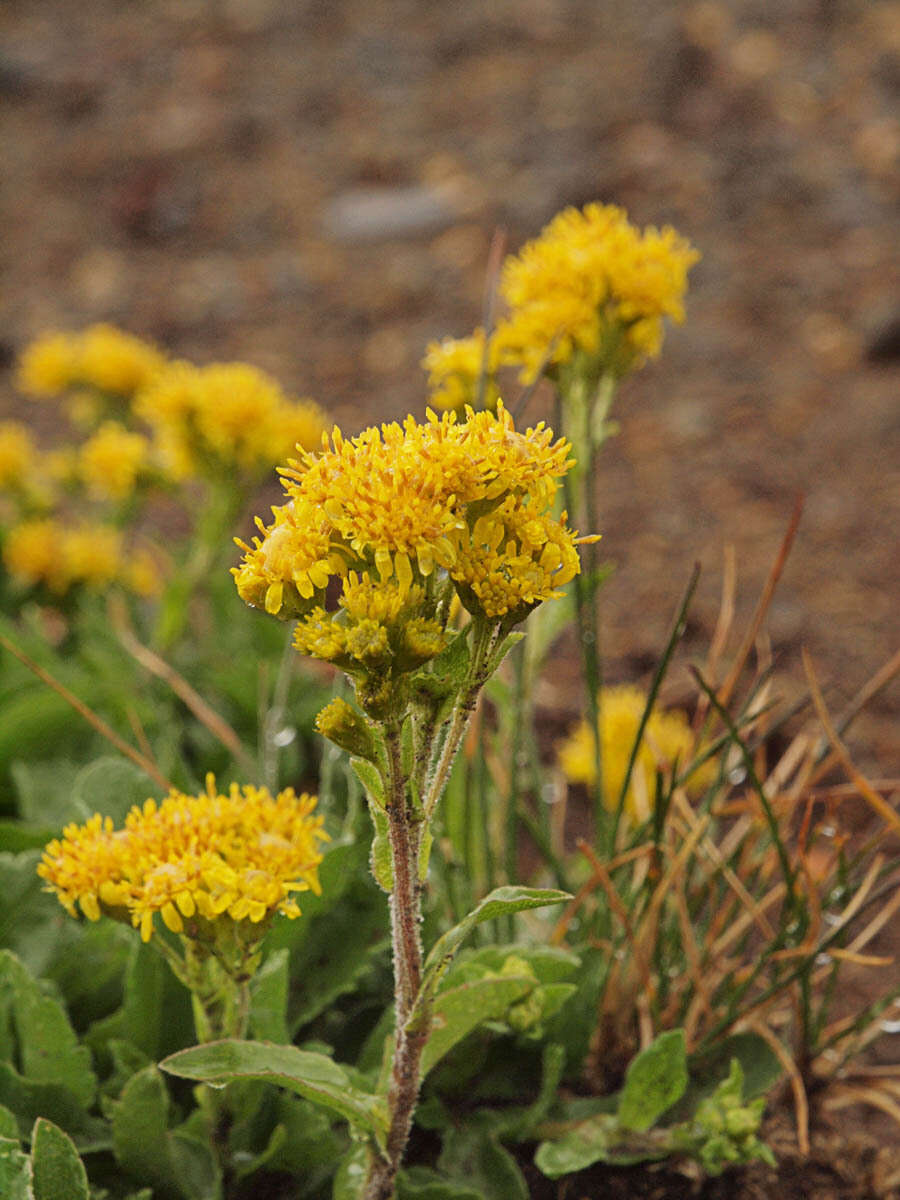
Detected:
[
  {"left": 438, "top": 1120, "right": 528, "bottom": 1200},
  {"left": 421, "top": 976, "right": 536, "bottom": 1078},
  {"left": 160, "top": 1040, "right": 388, "bottom": 1149},
  {"left": 396, "top": 1166, "right": 484, "bottom": 1200},
  {"left": 249, "top": 950, "right": 289, "bottom": 1044},
  {"left": 0, "top": 951, "right": 96, "bottom": 1109},
  {"left": 110, "top": 1066, "right": 180, "bottom": 1197},
  {"left": 0, "top": 1137, "right": 33, "bottom": 1200},
  {"left": 423, "top": 889, "right": 570, "bottom": 981},
  {"left": 617, "top": 1030, "right": 688, "bottom": 1133},
  {"left": 367, "top": 800, "right": 393, "bottom": 892},
  {"left": 351, "top": 759, "right": 384, "bottom": 808},
  {"left": 30, "top": 1118, "right": 89, "bottom": 1200},
  {"left": 414, "top": 889, "right": 570, "bottom": 1028},
  {"left": 331, "top": 1143, "right": 370, "bottom": 1200}
]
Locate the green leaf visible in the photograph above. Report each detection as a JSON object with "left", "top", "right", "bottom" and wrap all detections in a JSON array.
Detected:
[
  {"left": 617, "top": 1030, "right": 687, "bottom": 1133},
  {"left": 0, "top": 822, "right": 58, "bottom": 854},
  {"left": 438, "top": 1120, "right": 528, "bottom": 1200},
  {"left": 0, "top": 852, "right": 66, "bottom": 979},
  {"left": 350, "top": 759, "right": 384, "bottom": 808},
  {"left": 0, "top": 1137, "right": 33, "bottom": 1200},
  {"left": 249, "top": 950, "right": 289, "bottom": 1044},
  {"left": 534, "top": 1114, "right": 619, "bottom": 1177},
  {"left": 10, "top": 762, "right": 82, "bottom": 830},
  {"left": 414, "top": 889, "right": 570, "bottom": 1024},
  {"left": 110, "top": 1066, "right": 180, "bottom": 1197},
  {"left": 331, "top": 1143, "right": 370, "bottom": 1200},
  {"left": 367, "top": 800, "right": 393, "bottom": 892},
  {"left": 70, "top": 758, "right": 155, "bottom": 827},
  {"left": 0, "top": 1105, "right": 18, "bottom": 1139},
  {"left": 421, "top": 976, "right": 535, "bottom": 1078},
  {"left": 396, "top": 1165, "right": 483, "bottom": 1200},
  {"left": 684, "top": 1032, "right": 783, "bottom": 1109},
  {"left": 485, "top": 631, "right": 524, "bottom": 676},
  {"left": 0, "top": 1065, "right": 108, "bottom": 1148},
  {"left": 87, "top": 939, "right": 193, "bottom": 1063},
  {"left": 431, "top": 630, "right": 471, "bottom": 690},
  {"left": 30, "top": 1118, "right": 89, "bottom": 1200},
  {"left": 160, "top": 1040, "right": 389, "bottom": 1149},
  {"left": 0, "top": 951, "right": 96, "bottom": 1108}
]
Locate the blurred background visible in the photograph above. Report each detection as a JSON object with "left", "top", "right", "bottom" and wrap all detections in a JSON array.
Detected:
[{"left": 1, "top": 0, "right": 897, "bottom": 765}]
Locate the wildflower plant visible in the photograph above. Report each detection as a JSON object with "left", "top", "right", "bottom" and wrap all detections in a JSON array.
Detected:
[{"left": 210, "top": 401, "right": 591, "bottom": 1198}]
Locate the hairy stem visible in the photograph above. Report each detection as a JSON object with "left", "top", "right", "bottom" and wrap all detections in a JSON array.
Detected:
[{"left": 365, "top": 725, "right": 426, "bottom": 1200}]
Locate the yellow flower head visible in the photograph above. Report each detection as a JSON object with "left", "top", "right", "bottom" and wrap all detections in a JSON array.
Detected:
[
  {"left": 18, "top": 326, "right": 165, "bottom": 399},
  {"left": 0, "top": 422, "right": 36, "bottom": 490},
  {"left": 2, "top": 518, "right": 150, "bottom": 597},
  {"left": 38, "top": 776, "right": 328, "bottom": 946},
  {"left": 294, "top": 572, "right": 446, "bottom": 673},
  {"left": 237, "top": 405, "right": 591, "bottom": 668},
  {"left": 17, "top": 333, "right": 80, "bottom": 397},
  {"left": 422, "top": 329, "right": 502, "bottom": 412},
  {"left": 2, "top": 519, "right": 65, "bottom": 592},
  {"left": 558, "top": 685, "right": 716, "bottom": 825},
  {"left": 78, "top": 421, "right": 150, "bottom": 501},
  {"left": 497, "top": 203, "right": 699, "bottom": 381},
  {"left": 451, "top": 496, "right": 583, "bottom": 620},
  {"left": 136, "top": 361, "right": 325, "bottom": 480}
]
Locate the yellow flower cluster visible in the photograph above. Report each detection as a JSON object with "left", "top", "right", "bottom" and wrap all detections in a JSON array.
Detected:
[
  {"left": 135, "top": 361, "right": 325, "bottom": 479},
  {"left": 422, "top": 329, "right": 502, "bottom": 412},
  {"left": 235, "top": 403, "right": 590, "bottom": 670},
  {"left": 496, "top": 204, "right": 699, "bottom": 381},
  {"left": 0, "top": 422, "right": 36, "bottom": 490},
  {"left": 78, "top": 421, "right": 151, "bottom": 501},
  {"left": 2, "top": 518, "right": 160, "bottom": 597},
  {"left": 558, "top": 685, "right": 716, "bottom": 824},
  {"left": 18, "top": 325, "right": 165, "bottom": 400},
  {"left": 38, "top": 776, "right": 328, "bottom": 944}
]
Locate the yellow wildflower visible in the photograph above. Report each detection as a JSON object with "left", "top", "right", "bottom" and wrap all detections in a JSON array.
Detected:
[
  {"left": 497, "top": 203, "right": 699, "bottom": 381},
  {"left": 76, "top": 324, "right": 166, "bottom": 397},
  {"left": 136, "top": 361, "right": 325, "bottom": 479},
  {"left": 451, "top": 496, "right": 584, "bottom": 620},
  {"left": 17, "top": 332, "right": 80, "bottom": 397},
  {"left": 17, "top": 326, "right": 165, "bottom": 399},
  {"left": 0, "top": 422, "right": 36, "bottom": 490},
  {"left": 38, "top": 776, "right": 328, "bottom": 945},
  {"left": 293, "top": 573, "right": 446, "bottom": 673},
  {"left": 558, "top": 685, "right": 716, "bottom": 824},
  {"left": 78, "top": 421, "right": 150, "bottom": 501},
  {"left": 237, "top": 403, "right": 593, "bottom": 655},
  {"left": 2, "top": 519, "right": 65, "bottom": 592},
  {"left": 3, "top": 518, "right": 132, "bottom": 595},
  {"left": 61, "top": 524, "right": 122, "bottom": 589},
  {"left": 422, "top": 329, "right": 502, "bottom": 412}
]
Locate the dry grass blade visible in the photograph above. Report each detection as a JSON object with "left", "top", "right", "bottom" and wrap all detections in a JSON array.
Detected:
[
  {"left": 0, "top": 631, "right": 172, "bottom": 791},
  {"left": 716, "top": 497, "right": 803, "bottom": 710},
  {"left": 824, "top": 1085, "right": 900, "bottom": 1128},
  {"left": 747, "top": 1017, "right": 810, "bottom": 1155},
  {"left": 109, "top": 595, "right": 254, "bottom": 774},
  {"left": 803, "top": 649, "right": 900, "bottom": 836},
  {"left": 576, "top": 838, "right": 654, "bottom": 1003}
]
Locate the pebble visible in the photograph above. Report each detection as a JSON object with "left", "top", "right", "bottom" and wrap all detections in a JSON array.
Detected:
[{"left": 322, "top": 184, "right": 458, "bottom": 242}]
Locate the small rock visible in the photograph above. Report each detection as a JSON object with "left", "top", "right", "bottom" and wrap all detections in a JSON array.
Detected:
[{"left": 322, "top": 185, "right": 458, "bottom": 243}]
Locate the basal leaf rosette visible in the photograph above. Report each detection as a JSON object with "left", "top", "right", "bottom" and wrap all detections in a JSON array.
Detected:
[
  {"left": 38, "top": 775, "right": 328, "bottom": 964},
  {"left": 233, "top": 402, "right": 590, "bottom": 677}
]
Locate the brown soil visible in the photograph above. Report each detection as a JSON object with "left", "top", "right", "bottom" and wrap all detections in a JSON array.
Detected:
[{"left": 1, "top": 0, "right": 898, "bottom": 1193}]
